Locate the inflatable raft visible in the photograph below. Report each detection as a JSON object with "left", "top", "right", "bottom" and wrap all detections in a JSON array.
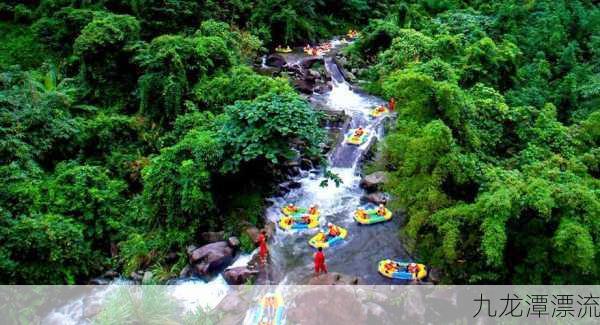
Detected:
[
  {"left": 281, "top": 206, "right": 320, "bottom": 218},
  {"left": 308, "top": 226, "right": 348, "bottom": 249},
  {"left": 354, "top": 208, "right": 392, "bottom": 224},
  {"left": 378, "top": 259, "right": 427, "bottom": 281},
  {"left": 275, "top": 46, "right": 292, "bottom": 53},
  {"left": 252, "top": 292, "right": 284, "bottom": 325},
  {"left": 370, "top": 105, "right": 389, "bottom": 117},
  {"left": 278, "top": 214, "right": 320, "bottom": 231},
  {"left": 346, "top": 129, "right": 369, "bottom": 145}
]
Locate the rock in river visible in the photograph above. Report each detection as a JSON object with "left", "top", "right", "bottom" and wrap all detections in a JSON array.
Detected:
[
  {"left": 360, "top": 171, "right": 387, "bottom": 192},
  {"left": 265, "top": 54, "right": 286, "bottom": 68},
  {"left": 223, "top": 266, "right": 259, "bottom": 285},
  {"left": 188, "top": 240, "right": 238, "bottom": 276}
]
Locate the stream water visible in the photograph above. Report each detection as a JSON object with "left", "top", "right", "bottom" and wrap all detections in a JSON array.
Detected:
[
  {"left": 262, "top": 55, "right": 407, "bottom": 285},
  {"left": 46, "top": 42, "right": 409, "bottom": 323}
]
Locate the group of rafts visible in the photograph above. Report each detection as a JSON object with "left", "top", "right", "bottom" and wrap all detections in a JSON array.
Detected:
[
  {"left": 278, "top": 202, "right": 425, "bottom": 281},
  {"left": 345, "top": 104, "right": 390, "bottom": 145},
  {"left": 275, "top": 29, "right": 361, "bottom": 56},
  {"left": 275, "top": 103, "right": 426, "bottom": 282}
]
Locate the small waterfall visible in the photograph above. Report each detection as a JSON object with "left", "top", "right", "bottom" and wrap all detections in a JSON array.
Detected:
[{"left": 260, "top": 55, "right": 268, "bottom": 69}]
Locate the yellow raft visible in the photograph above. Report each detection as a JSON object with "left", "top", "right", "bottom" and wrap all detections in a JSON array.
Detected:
[
  {"left": 281, "top": 206, "right": 320, "bottom": 218},
  {"left": 378, "top": 259, "right": 427, "bottom": 281},
  {"left": 275, "top": 46, "right": 292, "bottom": 53},
  {"left": 370, "top": 105, "right": 389, "bottom": 117},
  {"left": 308, "top": 226, "right": 348, "bottom": 249},
  {"left": 354, "top": 208, "right": 392, "bottom": 224},
  {"left": 278, "top": 214, "right": 320, "bottom": 231},
  {"left": 253, "top": 292, "right": 284, "bottom": 325},
  {"left": 346, "top": 130, "right": 369, "bottom": 145}
]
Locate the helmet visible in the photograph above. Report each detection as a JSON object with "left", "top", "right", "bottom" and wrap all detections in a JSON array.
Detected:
[
  {"left": 379, "top": 204, "right": 384, "bottom": 207},
  {"left": 327, "top": 222, "right": 333, "bottom": 227},
  {"left": 410, "top": 263, "right": 417, "bottom": 267}
]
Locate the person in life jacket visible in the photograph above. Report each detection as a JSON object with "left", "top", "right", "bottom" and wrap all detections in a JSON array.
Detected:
[
  {"left": 316, "top": 231, "right": 327, "bottom": 242},
  {"left": 287, "top": 203, "right": 298, "bottom": 213},
  {"left": 356, "top": 208, "right": 367, "bottom": 219},
  {"left": 314, "top": 247, "right": 328, "bottom": 275},
  {"left": 301, "top": 214, "right": 311, "bottom": 224},
  {"left": 308, "top": 204, "right": 318, "bottom": 215},
  {"left": 376, "top": 204, "right": 387, "bottom": 216},
  {"left": 354, "top": 127, "right": 365, "bottom": 137},
  {"left": 283, "top": 216, "right": 293, "bottom": 225},
  {"left": 384, "top": 260, "right": 397, "bottom": 273},
  {"left": 258, "top": 230, "right": 268, "bottom": 264},
  {"left": 388, "top": 97, "right": 396, "bottom": 112},
  {"left": 407, "top": 262, "right": 418, "bottom": 278},
  {"left": 327, "top": 222, "right": 340, "bottom": 238}
]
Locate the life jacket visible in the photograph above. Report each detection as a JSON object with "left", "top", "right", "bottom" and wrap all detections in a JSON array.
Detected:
[
  {"left": 328, "top": 226, "right": 340, "bottom": 236},
  {"left": 408, "top": 264, "right": 418, "bottom": 274}
]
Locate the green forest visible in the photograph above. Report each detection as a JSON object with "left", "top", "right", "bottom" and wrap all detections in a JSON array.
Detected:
[{"left": 0, "top": 0, "right": 598, "bottom": 285}]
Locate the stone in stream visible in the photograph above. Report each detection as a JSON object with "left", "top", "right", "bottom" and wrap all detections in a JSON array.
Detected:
[
  {"left": 278, "top": 180, "right": 301, "bottom": 194},
  {"left": 361, "top": 192, "right": 389, "bottom": 205},
  {"left": 188, "top": 240, "right": 238, "bottom": 276},
  {"left": 293, "top": 78, "right": 315, "bottom": 94},
  {"left": 360, "top": 171, "right": 387, "bottom": 192},
  {"left": 265, "top": 54, "right": 286, "bottom": 68},
  {"left": 299, "top": 57, "right": 322, "bottom": 69},
  {"left": 223, "top": 266, "right": 259, "bottom": 285}
]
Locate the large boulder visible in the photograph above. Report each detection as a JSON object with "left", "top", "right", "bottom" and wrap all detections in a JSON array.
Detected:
[
  {"left": 299, "top": 57, "right": 322, "bottom": 69},
  {"left": 266, "top": 54, "right": 286, "bottom": 68},
  {"left": 307, "top": 272, "right": 362, "bottom": 285},
  {"left": 360, "top": 171, "right": 387, "bottom": 192},
  {"left": 293, "top": 79, "right": 314, "bottom": 94},
  {"left": 362, "top": 192, "right": 389, "bottom": 205},
  {"left": 223, "top": 266, "right": 259, "bottom": 285},
  {"left": 189, "top": 241, "right": 237, "bottom": 276}
]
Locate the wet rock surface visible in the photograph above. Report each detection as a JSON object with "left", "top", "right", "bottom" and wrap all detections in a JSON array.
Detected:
[
  {"left": 223, "top": 266, "right": 259, "bottom": 285},
  {"left": 360, "top": 171, "right": 387, "bottom": 192},
  {"left": 361, "top": 192, "right": 389, "bottom": 205},
  {"left": 186, "top": 240, "right": 239, "bottom": 277}
]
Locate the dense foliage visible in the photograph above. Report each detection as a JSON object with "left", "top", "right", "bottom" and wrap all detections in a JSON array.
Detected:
[
  {"left": 0, "top": 1, "right": 329, "bottom": 283},
  {"left": 0, "top": 0, "right": 598, "bottom": 285},
  {"left": 351, "top": 0, "right": 600, "bottom": 284}
]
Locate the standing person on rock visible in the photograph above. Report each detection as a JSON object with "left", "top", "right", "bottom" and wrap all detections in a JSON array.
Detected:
[
  {"left": 258, "top": 229, "right": 269, "bottom": 265},
  {"left": 388, "top": 97, "right": 396, "bottom": 111},
  {"left": 314, "top": 247, "right": 327, "bottom": 275}
]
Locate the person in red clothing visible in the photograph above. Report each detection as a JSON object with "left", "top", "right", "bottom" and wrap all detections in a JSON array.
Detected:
[
  {"left": 388, "top": 97, "right": 396, "bottom": 111},
  {"left": 258, "top": 230, "right": 268, "bottom": 264},
  {"left": 314, "top": 247, "right": 328, "bottom": 275}
]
